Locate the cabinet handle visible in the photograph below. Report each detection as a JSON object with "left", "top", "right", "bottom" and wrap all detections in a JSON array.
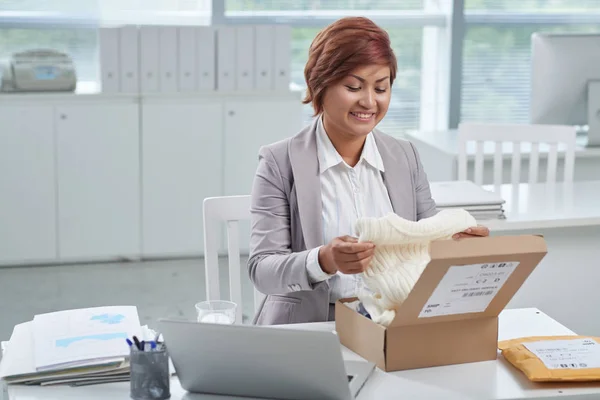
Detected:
[{"left": 228, "top": 110, "right": 235, "bottom": 116}]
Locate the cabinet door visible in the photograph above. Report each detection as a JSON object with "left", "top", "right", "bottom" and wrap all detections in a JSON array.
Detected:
[
  {"left": 141, "top": 100, "right": 223, "bottom": 256},
  {"left": 223, "top": 99, "right": 303, "bottom": 253},
  {"left": 223, "top": 99, "right": 303, "bottom": 196},
  {"left": 55, "top": 102, "right": 140, "bottom": 260},
  {"left": 0, "top": 106, "right": 57, "bottom": 264}
]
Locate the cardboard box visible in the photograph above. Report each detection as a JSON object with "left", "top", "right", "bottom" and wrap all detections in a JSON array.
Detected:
[{"left": 335, "top": 234, "right": 547, "bottom": 372}]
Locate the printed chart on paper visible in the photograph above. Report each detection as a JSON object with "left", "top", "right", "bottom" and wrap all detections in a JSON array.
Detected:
[
  {"left": 419, "top": 261, "right": 520, "bottom": 318},
  {"left": 32, "top": 306, "right": 141, "bottom": 370}
]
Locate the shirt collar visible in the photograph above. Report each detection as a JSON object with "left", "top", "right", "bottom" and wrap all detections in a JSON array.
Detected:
[{"left": 315, "top": 115, "right": 385, "bottom": 174}]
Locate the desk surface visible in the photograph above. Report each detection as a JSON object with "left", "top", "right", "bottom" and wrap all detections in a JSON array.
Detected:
[
  {"left": 403, "top": 129, "right": 600, "bottom": 159},
  {"left": 472, "top": 180, "right": 600, "bottom": 232},
  {"left": 6, "top": 308, "right": 600, "bottom": 400}
]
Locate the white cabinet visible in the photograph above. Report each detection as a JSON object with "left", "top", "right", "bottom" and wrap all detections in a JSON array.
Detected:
[
  {"left": 0, "top": 92, "right": 303, "bottom": 265},
  {"left": 223, "top": 99, "right": 303, "bottom": 196},
  {"left": 223, "top": 98, "right": 303, "bottom": 253},
  {"left": 0, "top": 105, "right": 57, "bottom": 263},
  {"left": 55, "top": 101, "right": 140, "bottom": 260},
  {"left": 141, "top": 100, "right": 223, "bottom": 257}
]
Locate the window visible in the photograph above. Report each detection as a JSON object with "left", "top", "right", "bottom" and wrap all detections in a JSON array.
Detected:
[
  {"left": 0, "top": 0, "right": 448, "bottom": 133},
  {"left": 461, "top": 0, "right": 600, "bottom": 124},
  {"left": 0, "top": 1, "right": 211, "bottom": 85},
  {"left": 0, "top": 27, "right": 97, "bottom": 82},
  {"left": 225, "top": 1, "right": 425, "bottom": 12},
  {"left": 223, "top": 1, "right": 449, "bottom": 133}
]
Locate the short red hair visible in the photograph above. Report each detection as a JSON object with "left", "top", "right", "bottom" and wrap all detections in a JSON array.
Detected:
[{"left": 303, "top": 17, "right": 397, "bottom": 115}]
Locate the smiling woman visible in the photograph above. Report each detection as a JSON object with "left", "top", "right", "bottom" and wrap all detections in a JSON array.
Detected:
[
  {"left": 301, "top": 17, "right": 397, "bottom": 167},
  {"left": 247, "top": 16, "right": 488, "bottom": 326}
]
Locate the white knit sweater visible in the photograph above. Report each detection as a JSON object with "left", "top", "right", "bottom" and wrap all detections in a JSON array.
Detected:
[{"left": 353, "top": 209, "right": 477, "bottom": 326}]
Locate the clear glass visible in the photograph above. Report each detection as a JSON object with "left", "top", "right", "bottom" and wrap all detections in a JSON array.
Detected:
[{"left": 195, "top": 300, "right": 237, "bottom": 324}]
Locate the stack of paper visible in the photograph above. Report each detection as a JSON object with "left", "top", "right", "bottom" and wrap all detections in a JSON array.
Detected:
[
  {"left": 429, "top": 180, "right": 506, "bottom": 220},
  {"left": 0, "top": 306, "right": 149, "bottom": 386}
]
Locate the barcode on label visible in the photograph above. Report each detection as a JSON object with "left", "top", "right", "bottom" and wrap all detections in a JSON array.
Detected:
[
  {"left": 481, "top": 263, "right": 507, "bottom": 269},
  {"left": 462, "top": 290, "right": 494, "bottom": 298},
  {"left": 552, "top": 363, "right": 588, "bottom": 369}
]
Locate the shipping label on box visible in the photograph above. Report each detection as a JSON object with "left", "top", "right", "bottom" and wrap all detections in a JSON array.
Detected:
[{"left": 418, "top": 261, "right": 520, "bottom": 318}]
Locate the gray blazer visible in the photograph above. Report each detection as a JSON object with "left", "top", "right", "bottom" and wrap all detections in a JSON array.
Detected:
[{"left": 248, "top": 118, "right": 437, "bottom": 325}]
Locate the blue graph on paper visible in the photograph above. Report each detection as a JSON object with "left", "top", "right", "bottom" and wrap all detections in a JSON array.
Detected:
[
  {"left": 90, "top": 313, "right": 125, "bottom": 325},
  {"left": 54, "top": 313, "right": 128, "bottom": 348}
]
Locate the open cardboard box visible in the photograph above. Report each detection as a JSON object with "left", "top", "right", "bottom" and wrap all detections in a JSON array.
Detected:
[{"left": 335, "top": 234, "right": 547, "bottom": 372}]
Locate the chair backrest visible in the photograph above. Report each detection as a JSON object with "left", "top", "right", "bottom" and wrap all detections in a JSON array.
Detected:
[
  {"left": 457, "top": 123, "right": 576, "bottom": 186},
  {"left": 202, "top": 195, "right": 265, "bottom": 324}
]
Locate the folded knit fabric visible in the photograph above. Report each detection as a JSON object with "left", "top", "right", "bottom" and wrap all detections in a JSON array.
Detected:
[{"left": 354, "top": 209, "right": 477, "bottom": 326}]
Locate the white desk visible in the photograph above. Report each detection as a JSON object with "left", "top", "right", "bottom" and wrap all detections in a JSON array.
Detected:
[
  {"left": 481, "top": 180, "right": 600, "bottom": 231},
  {"left": 6, "top": 308, "right": 600, "bottom": 400},
  {"left": 402, "top": 129, "right": 600, "bottom": 184},
  {"left": 471, "top": 181, "right": 600, "bottom": 337}
]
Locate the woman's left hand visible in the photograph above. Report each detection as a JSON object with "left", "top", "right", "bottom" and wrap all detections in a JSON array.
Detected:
[{"left": 452, "top": 225, "right": 490, "bottom": 240}]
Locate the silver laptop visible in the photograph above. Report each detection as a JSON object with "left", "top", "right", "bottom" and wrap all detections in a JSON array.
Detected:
[{"left": 157, "top": 319, "right": 375, "bottom": 400}]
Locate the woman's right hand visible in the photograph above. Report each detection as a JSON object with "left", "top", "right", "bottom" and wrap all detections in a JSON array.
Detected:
[{"left": 318, "top": 235, "right": 375, "bottom": 275}]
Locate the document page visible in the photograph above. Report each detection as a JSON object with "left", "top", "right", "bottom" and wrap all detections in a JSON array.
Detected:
[{"left": 32, "top": 306, "right": 141, "bottom": 370}]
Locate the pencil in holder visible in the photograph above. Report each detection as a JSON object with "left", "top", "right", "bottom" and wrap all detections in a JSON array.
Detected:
[{"left": 130, "top": 345, "right": 170, "bottom": 400}]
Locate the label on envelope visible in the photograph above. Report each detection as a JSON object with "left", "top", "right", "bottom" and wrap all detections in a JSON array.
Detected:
[
  {"left": 523, "top": 338, "right": 600, "bottom": 369},
  {"left": 418, "top": 261, "right": 519, "bottom": 318}
]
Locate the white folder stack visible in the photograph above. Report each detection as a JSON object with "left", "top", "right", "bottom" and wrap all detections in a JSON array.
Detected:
[
  {"left": 0, "top": 306, "right": 158, "bottom": 387},
  {"left": 98, "top": 24, "right": 292, "bottom": 94},
  {"left": 429, "top": 180, "right": 506, "bottom": 220}
]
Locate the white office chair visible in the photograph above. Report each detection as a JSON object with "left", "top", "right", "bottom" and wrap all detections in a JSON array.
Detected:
[
  {"left": 457, "top": 122, "right": 576, "bottom": 186},
  {"left": 202, "top": 195, "right": 265, "bottom": 324}
]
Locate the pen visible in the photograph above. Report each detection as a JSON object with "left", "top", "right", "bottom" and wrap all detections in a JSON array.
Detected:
[
  {"left": 126, "top": 338, "right": 133, "bottom": 348},
  {"left": 141, "top": 340, "right": 146, "bottom": 352},
  {"left": 133, "top": 336, "right": 142, "bottom": 351}
]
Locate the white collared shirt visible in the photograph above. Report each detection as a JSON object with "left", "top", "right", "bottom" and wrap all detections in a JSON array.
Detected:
[{"left": 305, "top": 117, "right": 394, "bottom": 302}]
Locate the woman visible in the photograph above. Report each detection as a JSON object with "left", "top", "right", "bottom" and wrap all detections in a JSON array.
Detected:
[{"left": 248, "top": 17, "right": 488, "bottom": 325}]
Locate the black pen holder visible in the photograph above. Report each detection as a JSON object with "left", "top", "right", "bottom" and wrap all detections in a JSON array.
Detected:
[{"left": 130, "top": 346, "right": 170, "bottom": 400}]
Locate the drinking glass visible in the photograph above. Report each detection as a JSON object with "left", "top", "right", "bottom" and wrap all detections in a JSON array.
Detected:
[{"left": 195, "top": 300, "right": 237, "bottom": 324}]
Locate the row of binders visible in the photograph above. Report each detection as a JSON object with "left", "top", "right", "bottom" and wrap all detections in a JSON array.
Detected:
[
  {"left": 429, "top": 180, "right": 506, "bottom": 220},
  {"left": 99, "top": 24, "right": 292, "bottom": 94}
]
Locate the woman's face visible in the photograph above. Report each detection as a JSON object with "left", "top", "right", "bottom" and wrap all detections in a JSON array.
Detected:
[{"left": 321, "top": 64, "right": 392, "bottom": 140}]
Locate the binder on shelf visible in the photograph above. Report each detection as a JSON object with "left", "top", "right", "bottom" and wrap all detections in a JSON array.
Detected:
[
  {"left": 255, "top": 25, "right": 274, "bottom": 90},
  {"left": 158, "top": 26, "right": 178, "bottom": 93},
  {"left": 216, "top": 26, "right": 236, "bottom": 91},
  {"left": 99, "top": 27, "right": 120, "bottom": 93},
  {"left": 273, "top": 25, "right": 291, "bottom": 91},
  {"left": 139, "top": 26, "right": 160, "bottom": 93},
  {"left": 119, "top": 25, "right": 139, "bottom": 93},
  {"left": 178, "top": 26, "right": 197, "bottom": 92},
  {"left": 196, "top": 26, "right": 216, "bottom": 91},
  {"left": 235, "top": 26, "right": 255, "bottom": 91}
]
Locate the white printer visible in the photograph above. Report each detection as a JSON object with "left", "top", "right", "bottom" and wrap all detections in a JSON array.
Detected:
[{"left": 0, "top": 49, "right": 77, "bottom": 93}]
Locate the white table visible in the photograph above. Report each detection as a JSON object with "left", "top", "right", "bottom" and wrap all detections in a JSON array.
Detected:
[
  {"left": 6, "top": 308, "right": 600, "bottom": 400},
  {"left": 481, "top": 181, "right": 600, "bottom": 232},
  {"left": 469, "top": 181, "right": 600, "bottom": 337}
]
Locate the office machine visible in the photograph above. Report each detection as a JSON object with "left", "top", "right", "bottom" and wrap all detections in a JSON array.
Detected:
[
  {"left": 158, "top": 319, "right": 375, "bottom": 400},
  {"left": 0, "top": 49, "right": 77, "bottom": 93},
  {"left": 531, "top": 33, "right": 600, "bottom": 147}
]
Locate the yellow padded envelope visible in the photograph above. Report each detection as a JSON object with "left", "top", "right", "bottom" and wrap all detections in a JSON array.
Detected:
[{"left": 498, "top": 335, "right": 600, "bottom": 382}]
